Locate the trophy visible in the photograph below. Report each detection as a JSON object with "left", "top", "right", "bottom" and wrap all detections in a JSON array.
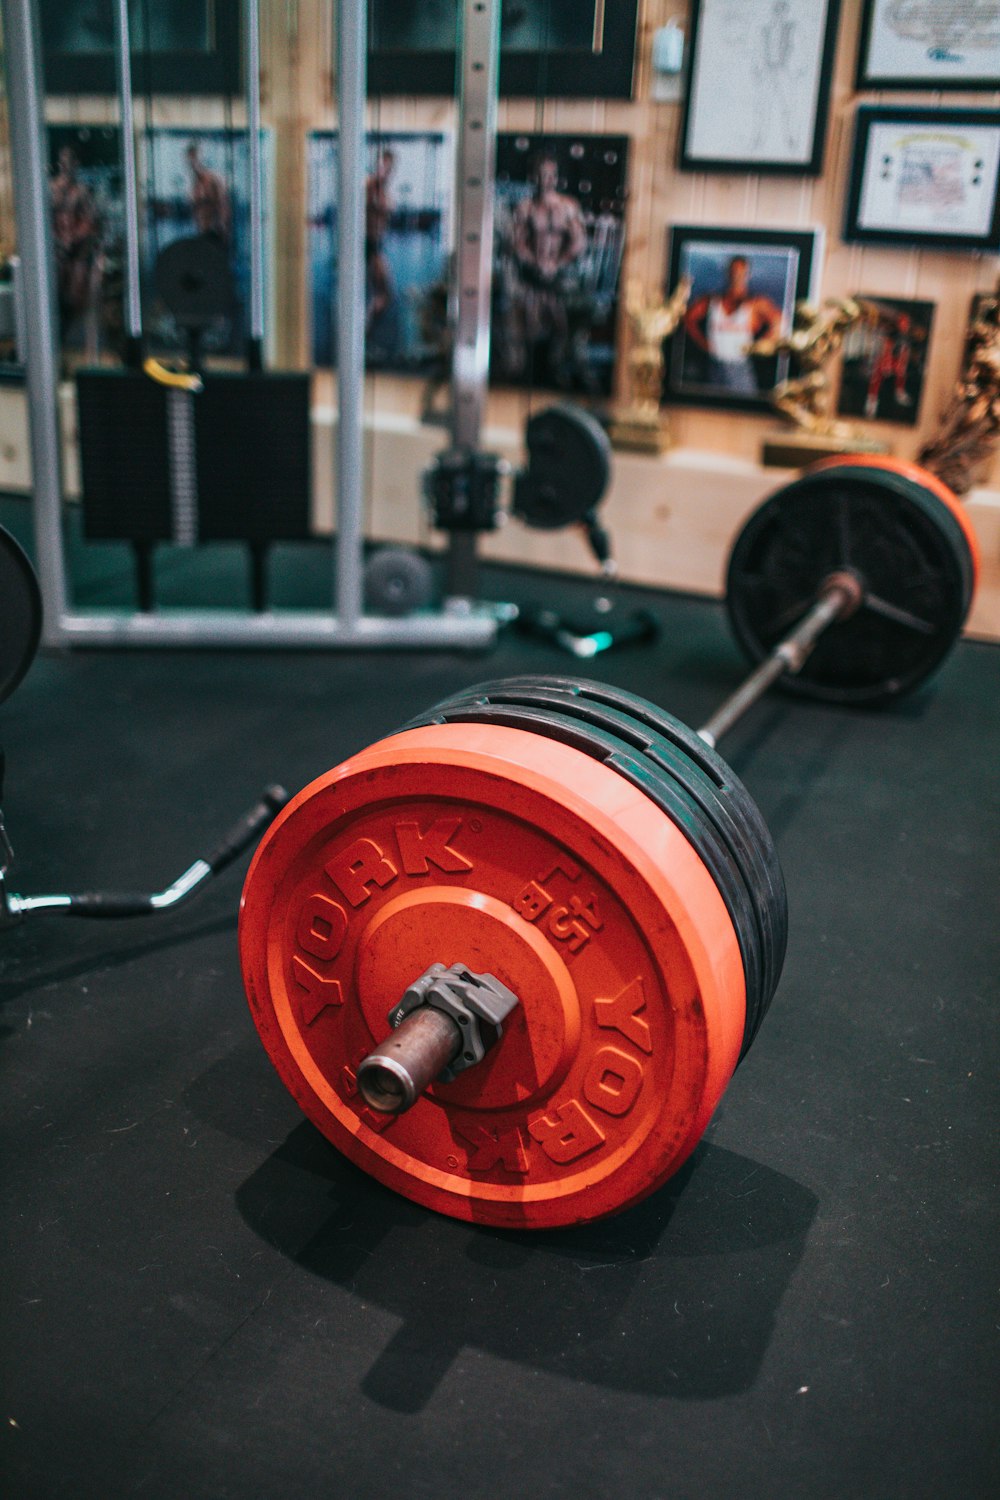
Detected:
[
  {"left": 918, "top": 281, "right": 1000, "bottom": 496},
  {"left": 607, "top": 276, "right": 692, "bottom": 454},
  {"left": 750, "top": 297, "right": 890, "bottom": 468}
]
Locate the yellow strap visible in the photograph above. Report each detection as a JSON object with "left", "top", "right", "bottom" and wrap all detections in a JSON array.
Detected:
[{"left": 142, "top": 357, "right": 203, "bottom": 394}]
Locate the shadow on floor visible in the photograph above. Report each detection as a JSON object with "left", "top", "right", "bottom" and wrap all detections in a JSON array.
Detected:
[{"left": 229, "top": 1107, "right": 817, "bottom": 1413}]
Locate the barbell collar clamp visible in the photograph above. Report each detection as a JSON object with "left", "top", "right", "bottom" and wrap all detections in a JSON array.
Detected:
[{"left": 356, "top": 962, "right": 521, "bottom": 1115}]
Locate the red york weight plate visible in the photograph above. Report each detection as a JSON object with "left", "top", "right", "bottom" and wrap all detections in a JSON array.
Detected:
[{"left": 240, "top": 722, "right": 746, "bottom": 1229}]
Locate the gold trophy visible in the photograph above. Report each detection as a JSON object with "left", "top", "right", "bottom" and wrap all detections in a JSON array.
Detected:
[
  {"left": 608, "top": 276, "right": 692, "bottom": 453},
  {"left": 750, "top": 297, "right": 890, "bottom": 468},
  {"left": 918, "top": 281, "right": 1000, "bottom": 496}
]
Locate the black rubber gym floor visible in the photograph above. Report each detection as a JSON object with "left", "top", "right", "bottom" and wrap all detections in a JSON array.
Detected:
[{"left": 1, "top": 535, "right": 998, "bottom": 1499}]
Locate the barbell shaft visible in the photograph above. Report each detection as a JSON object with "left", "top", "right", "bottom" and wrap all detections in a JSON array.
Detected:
[
  {"left": 697, "top": 578, "right": 859, "bottom": 749},
  {"left": 1, "top": 786, "right": 288, "bottom": 922}
]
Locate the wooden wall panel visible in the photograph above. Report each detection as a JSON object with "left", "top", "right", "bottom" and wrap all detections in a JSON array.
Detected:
[
  {"left": 289, "top": 0, "right": 998, "bottom": 487},
  {"left": 1, "top": 0, "right": 997, "bottom": 613}
]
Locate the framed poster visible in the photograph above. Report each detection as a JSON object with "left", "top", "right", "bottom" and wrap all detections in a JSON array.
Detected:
[
  {"left": 845, "top": 107, "right": 1000, "bottom": 252},
  {"left": 837, "top": 297, "right": 935, "bottom": 425},
  {"left": 368, "top": 0, "right": 638, "bottom": 99},
  {"left": 141, "top": 128, "right": 273, "bottom": 358},
  {"left": 39, "top": 0, "right": 240, "bottom": 96},
  {"left": 47, "top": 125, "right": 124, "bottom": 361},
  {"left": 857, "top": 0, "right": 1000, "bottom": 91},
  {"left": 491, "top": 133, "right": 629, "bottom": 396},
  {"left": 679, "top": 0, "right": 841, "bottom": 175},
  {"left": 308, "top": 131, "right": 455, "bottom": 373},
  {"left": 663, "top": 225, "right": 821, "bottom": 412}
]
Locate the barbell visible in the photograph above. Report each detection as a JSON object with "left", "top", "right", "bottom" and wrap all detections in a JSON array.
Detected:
[{"left": 239, "top": 456, "right": 980, "bottom": 1230}]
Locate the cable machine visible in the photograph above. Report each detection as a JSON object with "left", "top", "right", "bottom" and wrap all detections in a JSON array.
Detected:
[{"left": 2, "top": 0, "right": 495, "bottom": 650}]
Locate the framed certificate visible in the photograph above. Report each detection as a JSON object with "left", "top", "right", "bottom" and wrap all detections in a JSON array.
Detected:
[
  {"left": 845, "top": 107, "right": 1000, "bottom": 252},
  {"left": 857, "top": 0, "right": 1000, "bottom": 91}
]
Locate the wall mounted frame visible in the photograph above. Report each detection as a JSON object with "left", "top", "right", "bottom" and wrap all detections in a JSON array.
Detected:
[
  {"left": 367, "top": 0, "right": 637, "bottom": 99},
  {"left": 845, "top": 106, "right": 1000, "bottom": 253},
  {"left": 39, "top": 0, "right": 241, "bottom": 96},
  {"left": 856, "top": 0, "right": 1000, "bottom": 92},
  {"left": 679, "top": 0, "right": 841, "bottom": 176}
]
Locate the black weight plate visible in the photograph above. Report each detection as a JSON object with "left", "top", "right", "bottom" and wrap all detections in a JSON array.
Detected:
[
  {"left": 546, "top": 680, "right": 788, "bottom": 1008},
  {"left": 726, "top": 462, "right": 976, "bottom": 705},
  {"left": 423, "top": 673, "right": 788, "bottom": 1036},
  {"left": 407, "top": 685, "right": 782, "bottom": 1059},
  {"left": 154, "top": 233, "right": 235, "bottom": 328},
  {"left": 502, "top": 684, "right": 787, "bottom": 1044},
  {"left": 195, "top": 373, "right": 312, "bottom": 542},
  {"left": 0, "top": 525, "right": 42, "bottom": 706},
  {"left": 363, "top": 547, "right": 433, "bottom": 616},
  {"left": 408, "top": 696, "right": 763, "bottom": 1048},
  {"left": 423, "top": 687, "right": 770, "bottom": 1042},
  {"left": 513, "top": 402, "right": 612, "bottom": 530},
  {"left": 77, "top": 371, "right": 174, "bottom": 542}
]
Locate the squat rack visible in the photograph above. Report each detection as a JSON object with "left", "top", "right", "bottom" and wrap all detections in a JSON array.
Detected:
[{"left": 1, "top": 0, "right": 497, "bottom": 650}]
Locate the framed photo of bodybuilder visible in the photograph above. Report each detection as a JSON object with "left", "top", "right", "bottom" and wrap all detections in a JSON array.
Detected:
[
  {"left": 140, "top": 127, "right": 275, "bottom": 359},
  {"left": 46, "top": 125, "right": 124, "bottom": 363},
  {"left": 679, "top": 0, "right": 841, "bottom": 174},
  {"left": 845, "top": 106, "right": 1000, "bottom": 252},
  {"left": 490, "top": 132, "right": 629, "bottom": 396},
  {"left": 368, "top": 0, "right": 638, "bottom": 99},
  {"left": 857, "top": 0, "right": 1000, "bottom": 91},
  {"left": 39, "top": 0, "right": 240, "bottom": 95},
  {"left": 663, "top": 225, "right": 821, "bottom": 413},
  {"left": 307, "top": 130, "right": 455, "bottom": 375}
]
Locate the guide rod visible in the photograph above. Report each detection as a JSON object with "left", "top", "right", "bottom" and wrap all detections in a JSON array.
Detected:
[
  {"left": 334, "top": 0, "right": 367, "bottom": 627},
  {"left": 244, "top": 0, "right": 265, "bottom": 363},
  {"left": 112, "top": 0, "right": 143, "bottom": 348},
  {"left": 1, "top": 0, "right": 69, "bottom": 637},
  {"left": 697, "top": 573, "right": 864, "bottom": 749},
  {"left": 445, "top": 0, "right": 502, "bottom": 601}
]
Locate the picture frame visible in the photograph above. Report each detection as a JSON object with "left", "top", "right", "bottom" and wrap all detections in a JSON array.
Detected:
[
  {"left": 857, "top": 0, "right": 1000, "bottom": 91},
  {"left": 663, "top": 225, "right": 821, "bottom": 413},
  {"left": 140, "top": 128, "right": 275, "bottom": 359},
  {"left": 845, "top": 106, "right": 1000, "bottom": 253},
  {"left": 47, "top": 125, "right": 124, "bottom": 362},
  {"left": 367, "top": 0, "right": 638, "bottom": 99},
  {"left": 679, "top": 0, "right": 841, "bottom": 175},
  {"left": 490, "top": 133, "right": 629, "bottom": 396},
  {"left": 837, "top": 296, "right": 935, "bottom": 426},
  {"left": 307, "top": 130, "right": 455, "bottom": 374},
  {"left": 39, "top": 0, "right": 241, "bottom": 97}
]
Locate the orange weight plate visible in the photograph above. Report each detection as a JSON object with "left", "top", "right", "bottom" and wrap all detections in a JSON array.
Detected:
[{"left": 239, "top": 722, "right": 746, "bottom": 1229}]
